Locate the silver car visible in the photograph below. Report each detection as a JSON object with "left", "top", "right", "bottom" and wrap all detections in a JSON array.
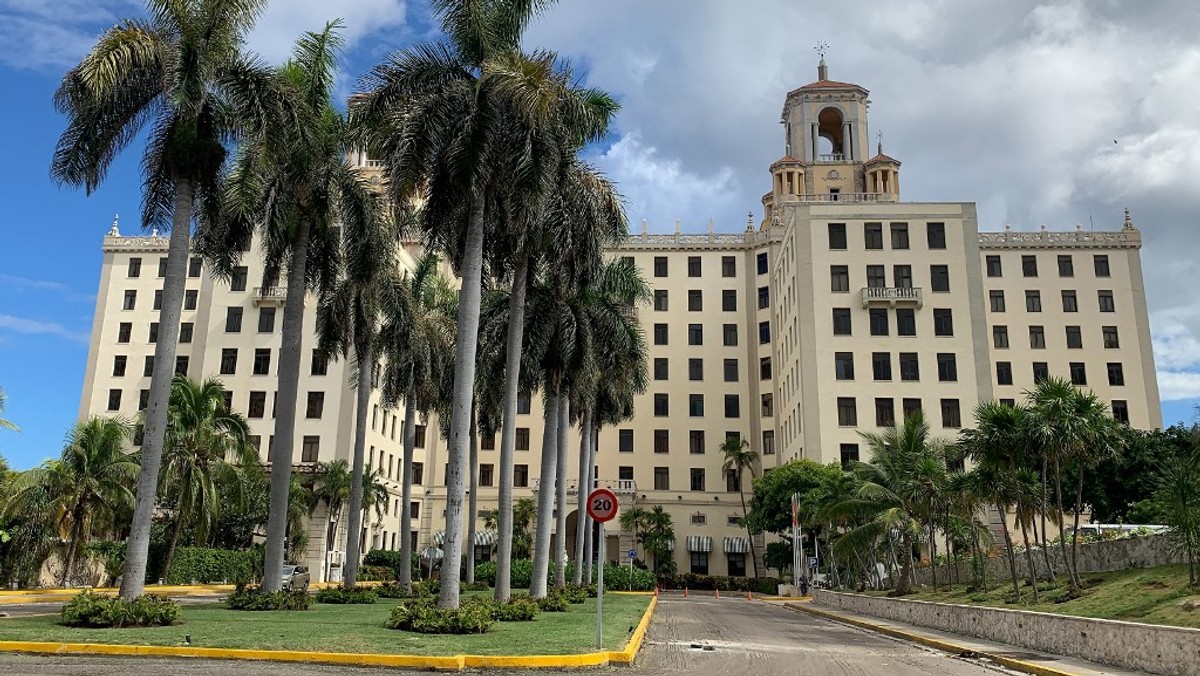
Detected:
[{"left": 281, "top": 564, "right": 310, "bottom": 593}]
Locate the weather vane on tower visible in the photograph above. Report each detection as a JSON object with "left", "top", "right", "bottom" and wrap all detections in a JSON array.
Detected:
[{"left": 814, "top": 41, "right": 830, "bottom": 59}]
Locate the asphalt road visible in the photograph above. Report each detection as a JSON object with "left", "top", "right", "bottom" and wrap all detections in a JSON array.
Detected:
[{"left": 0, "top": 594, "right": 1015, "bottom": 676}]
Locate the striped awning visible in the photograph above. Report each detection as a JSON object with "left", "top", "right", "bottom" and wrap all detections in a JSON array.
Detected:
[
  {"left": 686, "top": 535, "right": 712, "bottom": 553},
  {"left": 665, "top": 537, "right": 676, "bottom": 552},
  {"left": 473, "top": 530, "right": 497, "bottom": 546},
  {"left": 432, "top": 530, "right": 445, "bottom": 546},
  {"left": 420, "top": 547, "right": 444, "bottom": 560},
  {"left": 724, "top": 537, "right": 750, "bottom": 554}
]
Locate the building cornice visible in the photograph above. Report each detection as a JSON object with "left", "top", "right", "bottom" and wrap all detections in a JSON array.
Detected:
[
  {"left": 103, "top": 234, "right": 170, "bottom": 253},
  {"left": 613, "top": 228, "right": 784, "bottom": 252},
  {"left": 978, "top": 228, "right": 1141, "bottom": 250}
]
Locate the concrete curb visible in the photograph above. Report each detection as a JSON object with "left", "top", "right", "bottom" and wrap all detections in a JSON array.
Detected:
[
  {"left": 786, "top": 601, "right": 1081, "bottom": 676},
  {"left": 0, "top": 581, "right": 386, "bottom": 605},
  {"left": 0, "top": 594, "right": 658, "bottom": 671}
]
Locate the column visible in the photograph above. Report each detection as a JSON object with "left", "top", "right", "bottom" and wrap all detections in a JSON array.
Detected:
[
  {"left": 811, "top": 122, "right": 819, "bottom": 161},
  {"left": 842, "top": 122, "right": 852, "bottom": 160}
]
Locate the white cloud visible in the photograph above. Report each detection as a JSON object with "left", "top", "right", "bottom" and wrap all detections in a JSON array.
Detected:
[
  {"left": 247, "top": 0, "right": 408, "bottom": 64},
  {"left": 1157, "top": 371, "right": 1200, "bottom": 402},
  {"left": 0, "top": 314, "right": 87, "bottom": 343}
]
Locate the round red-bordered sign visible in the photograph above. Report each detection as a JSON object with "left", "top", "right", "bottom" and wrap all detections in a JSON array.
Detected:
[{"left": 586, "top": 488, "right": 619, "bottom": 523}]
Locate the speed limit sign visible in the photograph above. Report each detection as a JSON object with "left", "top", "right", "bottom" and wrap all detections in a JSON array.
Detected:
[{"left": 586, "top": 488, "right": 619, "bottom": 523}]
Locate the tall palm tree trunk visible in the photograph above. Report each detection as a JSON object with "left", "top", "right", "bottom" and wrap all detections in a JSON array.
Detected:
[
  {"left": 530, "top": 390, "right": 560, "bottom": 598},
  {"left": 264, "top": 216, "right": 312, "bottom": 591},
  {"left": 1018, "top": 514, "right": 1040, "bottom": 603},
  {"left": 398, "top": 398, "right": 418, "bottom": 592},
  {"left": 121, "top": 179, "right": 193, "bottom": 600},
  {"left": 466, "top": 404, "right": 479, "bottom": 585},
  {"left": 928, "top": 507, "right": 939, "bottom": 590},
  {"left": 738, "top": 480, "right": 758, "bottom": 577},
  {"left": 1040, "top": 459, "right": 1055, "bottom": 579},
  {"left": 554, "top": 386, "right": 570, "bottom": 588},
  {"left": 572, "top": 410, "right": 593, "bottom": 585},
  {"left": 63, "top": 508, "right": 87, "bottom": 587},
  {"left": 161, "top": 476, "right": 190, "bottom": 584},
  {"left": 996, "top": 502, "right": 1020, "bottom": 600},
  {"left": 1070, "top": 469, "right": 1086, "bottom": 588},
  {"left": 584, "top": 425, "right": 598, "bottom": 583},
  {"left": 1051, "top": 459, "right": 1077, "bottom": 591},
  {"left": 895, "top": 531, "right": 914, "bottom": 595},
  {"left": 343, "top": 341, "right": 373, "bottom": 588},
  {"left": 438, "top": 196, "right": 486, "bottom": 609},
  {"left": 494, "top": 256, "right": 528, "bottom": 601}
]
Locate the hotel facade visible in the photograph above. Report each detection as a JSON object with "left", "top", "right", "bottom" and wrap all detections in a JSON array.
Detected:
[{"left": 79, "top": 61, "right": 1162, "bottom": 580}]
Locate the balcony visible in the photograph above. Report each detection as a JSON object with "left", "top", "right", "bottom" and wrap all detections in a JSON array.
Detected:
[
  {"left": 530, "top": 478, "right": 637, "bottom": 496},
  {"left": 252, "top": 286, "right": 288, "bottom": 307},
  {"left": 860, "top": 286, "right": 923, "bottom": 308},
  {"left": 816, "top": 153, "right": 846, "bottom": 162},
  {"left": 777, "top": 192, "right": 897, "bottom": 204}
]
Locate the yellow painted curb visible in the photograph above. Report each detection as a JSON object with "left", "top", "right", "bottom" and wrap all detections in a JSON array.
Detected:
[
  {"left": 789, "top": 603, "right": 1081, "bottom": 676},
  {"left": 0, "top": 593, "right": 659, "bottom": 671}
]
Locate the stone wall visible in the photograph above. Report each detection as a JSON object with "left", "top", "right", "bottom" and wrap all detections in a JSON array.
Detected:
[
  {"left": 913, "top": 534, "right": 1182, "bottom": 587},
  {"left": 813, "top": 589, "right": 1200, "bottom": 676}
]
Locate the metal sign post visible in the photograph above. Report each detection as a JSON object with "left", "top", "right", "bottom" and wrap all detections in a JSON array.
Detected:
[
  {"left": 587, "top": 488, "right": 618, "bottom": 651},
  {"left": 790, "top": 493, "right": 801, "bottom": 590},
  {"left": 628, "top": 549, "right": 636, "bottom": 591}
]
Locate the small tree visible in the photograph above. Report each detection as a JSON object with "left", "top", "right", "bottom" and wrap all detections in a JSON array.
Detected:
[{"left": 1155, "top": 452, "right": 1200, "bottom": 586}]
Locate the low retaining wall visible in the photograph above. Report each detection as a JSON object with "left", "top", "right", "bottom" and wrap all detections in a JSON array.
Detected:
[{"left": 813, "top": 589, "right": 1200, "bottom": 676}]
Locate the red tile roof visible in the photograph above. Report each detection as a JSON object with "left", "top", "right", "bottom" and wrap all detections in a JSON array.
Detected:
[
  {"left": 797, "top": 79, "right": 865, "bottom": 91},
  {"left": 866, "top": 152, "right": 900, "bottom": 165}
]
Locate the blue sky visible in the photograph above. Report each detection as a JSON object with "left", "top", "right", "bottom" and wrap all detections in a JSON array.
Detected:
[{"left": 2, "top": 1, "right": 1199, "bottom": 469}]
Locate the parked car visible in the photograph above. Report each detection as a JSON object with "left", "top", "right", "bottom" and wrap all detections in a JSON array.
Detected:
[{"left": 281, "top": 564, "right": 310, "bottom": 593}]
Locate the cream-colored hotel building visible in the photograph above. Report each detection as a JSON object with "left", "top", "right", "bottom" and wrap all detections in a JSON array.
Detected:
[{"left": 79, "top": 62, "right": 1162, "bottom": 580}]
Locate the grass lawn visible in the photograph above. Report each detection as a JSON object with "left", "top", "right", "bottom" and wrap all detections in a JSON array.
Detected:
[
  {"left": 871, "top": 563, "right": 1200, "bottom": 629},
  {"left": 0, "top": 594, "right": 652, "bottom": 655}
]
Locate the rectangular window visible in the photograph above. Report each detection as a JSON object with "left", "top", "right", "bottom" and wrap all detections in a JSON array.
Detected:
[
  {"left": 231, "top": 266, "right": 248, "bottom": 292},
  {"left": 688, "top": 289, "right": 703, "bottom": 311},
  {"left": 653, "top": 323, "right": 668, "bottom": 345},
  {"left": 896, "top": 308, "right": 916, "bottom": 336},
  {"left": 311, "top": 350, "right": 329, "bottom": 376},
  {"left": 1108, "top": 362, "right": 1125, "bottom": 386},
  {"left": 481, "top": 434, "right": 496, "bottom": 451},
  {"left": 144, "top": 355, "right": 155, "bottom": 376},
  {"left": 619, "top": 429, "right": 634, "bottom": 452},
  {"left": 758, "top": 321, "right": 770, "bottom": 344},
  {"left": 122, "top": 290, "right": 136, "bottom": 310},
  {"left": 690, "top": 468, "right": 706, "bottom": 492},
  {"left": 248, "top": 391, "right": 266, "bottom": 418},
  {"left": 178, "top": 322, "right": 192, "bottom": 343},
  {"left": 690, "top": 551, "right": 708, "bottom": 575},
  {"left": 1025, "top": 290, "right": 1042, "bottom": 313},
  {"left": 762, "top": 430, "right": 775, "bottom": 455},
  {"left": 721, "top": 255, "right": 736, "bottom": 277},
  {"left": 653, "top": 357, "right": 669, "bottom": 380},
  {"left": 300, "top": 436, "right": 320, "bottom": 463},
  {"left": 225, "top": 307, "right": 243, "bottom": 333},
  {"left": 930, "top": 265, "right": 949, "bottom": 292},
  {"left": 653, "top": 256, "right": 667, "bottom": 277},
  {"left": 832, "top": 308, "right": 852, "bottom": 336},
  {"left": 688, "top": 358, "right": 704, "bottom": 381},
  {"left": 1066, "top": 326, "right": 1083, "bottom": 349},
  {"left": 875, "top": 398, "right": 895, "bottom": 427},
  {"left": 830, "top": 265, "right": 850, "bottom": 292},
  {"left": 148, "top": 322, "right": 159, "bottom": 343},
  {"left": 687, "top": 256, "right": 702, "bottom": 277},
  {"left": 890, "top": 222, "right": 910, "bottom": 249},
  {"left": 933, "top": 309, "right": 953, "bottom": 336},
  {"left": 188, "top": 257, "right": 202, "bottom": 278},
  {"left": 1033, "top": 362, "right": 1050, "bottom": 383},
  {"left": 689, "top": 394, "right": 705, "bottom": 417},
  {"left": 252, "top": 348, "right": 271, "bottom": 375},
  {"left": 722, "top": 289, "right": 737, "bottom": 311},
  {"left": 761, "top": 393, "right": 773, "bottom": 417},
  {"left": 893, "top": 265, "right": 913, "bottom": 289},
  {"left": 139, "top": 389, "right": 150, "bottom": 410},
  {"left": 869, "top": 308, "right": 889, "bottom": 336},
  {"left": 834, "top": 352, "right": 855, "bottom": 380},
  {"left": 757, "top": 252, "right": 769, "bottom": 275},
  {"left": 1058, "top": 255, "right": 1074, "bottom": 277},
  {"left": 996, "top": 361, "right": 1013, "bottom": 385},
  {"left": 113, "top": 355, "right": 127, "bottom": 377},
  {"left": 940, "top": 399, "right": 962, "bottom": 428},
  {"left": 837, "top": 397, "right": 857, "bottom": 426},
  {"left": 989, "top": 290, "right": 1006, "bottom": 312},
  {"left": 1112, "top": 400, "right": 1130, "bottom": 424},
  {"left": 253, "top": 307, "right": 274, "bottom": 333},
  {"left": 414, "top": 424, "right": 427, "bottom": 448},
  {"left": 1062, "top": 290, "right": 1078, "bottom": 312},
  {"left": 516, "top": 427, "right": 530, "bottom": 451},
  {"left": 654, "top": 467, "right": 670, "bottom": 490},
  {"left": 723, "top": 324, "right": 738, "bottom": 346},
  {"left": 828, "top": 223, "right": 847, "bottom": 249},
  {"left": 864, "top": 222, "right": 883, "bottom": 249},
  {"left": 184, "top": 289, "right": 198, "bottom": 311},
  {"left": 757, "top": 286, "right": 770, "bottom": 309},
  {"left": 724, "top": 394, "right": 740, "bottom": 418},
  {"left": 899, "top": 352, "right": 919, "bottom": 381},
  {"left": 514, "top": 464, "right": 528, "bottom": 487},
  {"left": 1069, "top": 362, "right": 1087, "bottom": 386},
  {"left": 689, "top": 430, "right": 705, "bottom": 455},
  {"left": 306, "top": 392, "right": 324, "bottom": 419},
  {"left": 153, "top": 289, "right": 163, "bottom": 311},
  {"left": 654, "top": 289, "right": 668, "bottom": 311},
  {"left": 479, "top": 464, "right": 494, "bottom": 487},
  {"left": 986, "top": 255, "right": 1002, "bottom": 277},
  {"left": 157, "top": 257, "right": 168, "bottom": 277},
  {"left": 872, "top": 352, "right": 892, "bottom": 381},
  {"left": 1029, "top": 326, "right": 1046, "bottom": 349},
  {"left": 866, "top": 265, "right": 886, "bottom": 288},
  {"left": 926, "top": 222, "right": 946, "bottom": 249},
  {"left": 937, "top": 353, "right": 957, "bottom": 382},
  {"left": 619, "top": 466, "right": 634, "bottom": 481},
  {"left": 1098, "top": 290, "right": 1116, "bottom": 312},
  {"left": 654, "top": 393, "right": 669, "bottom": 417},
  {"left": 839, "top": 443, "right": 860, "bottom": 469},
  {"left": 1022, "top": 255, "right": 1038, "bottom": 277},
  {"left": 723, "top": 358, "right": 739, "bottom": 382},
  {"left": 903, "top": 398, "right": 922, "bottom": 419},
  {"left": 127, "top": 257, "right": 142, "bottom": 278},
  {"left": 993, "top": 325, "right": 1009, "bottom": 348},
  {"left": 413, "top": 462, "right": 425, "bottom": 485},
  {"left": 107, "top": 388, "right": 122, "bottom": 411},
  {"left": 220, "top": 348, "right": 238, "bottom": 375},
  {"left": 1094, "top": 254, "right": 1111, "bottom": 277},
  {"left": 688, "top": 323, "right": 704, "bottom": 345},
  {"left": 1103, "top": 326, "right": 1120, "bottom": 349}
]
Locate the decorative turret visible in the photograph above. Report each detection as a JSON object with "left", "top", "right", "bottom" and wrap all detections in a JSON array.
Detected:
[{"left": 864, "top": 138, "right": 901, "bottom": 199}]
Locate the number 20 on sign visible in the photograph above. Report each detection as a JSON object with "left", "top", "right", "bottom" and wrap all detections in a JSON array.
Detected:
[{"left": 586, "top": 488, "right": 618, "bottom": 522}]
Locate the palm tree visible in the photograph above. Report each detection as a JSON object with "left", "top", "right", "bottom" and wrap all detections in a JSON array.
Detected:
[
  {"left": 4, "top": 418, "right": 139, "bottom": 586},
  {"left": 52, "top": 0, "right": 278, "bottom": 600},
  {"left": 483, "top": 497, "right": 536, "bottom": 559},
  {"left": 379, "top": 253, "right": 456, "bottom": 592},
  {"left": 307, "top": 459, "right": 388, "bottom": 574},
  {"left": 0, "top": 387, "right": 17, "bottom": 432},
  {"left": 619, "top": 506, "right": 650, "bottom": 565},
  {"left": 721, "top": 436, "right": 761, "bottom": 577},
  {"left": 202, "top": 22, "right": 380, "bottom": 591},
  {"left": 357, "top": 0, "right": 616, "bottom": 608},
  {"left": 158, "top": 375, "right": 257, "bottom": 579}
]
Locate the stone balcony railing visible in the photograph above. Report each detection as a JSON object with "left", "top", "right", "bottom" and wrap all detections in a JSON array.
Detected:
[
  {"left": 252, "top": 286, "right": 288, "bottom": 306},
  {"left": 778, "top": 192, "right": 897, "bottom": 204},
  {"left": 530, "top": 478, "right": 637, "bottom": 496},
  {"left": 860, "top": 286, "right": 923, "bottom": 308}
]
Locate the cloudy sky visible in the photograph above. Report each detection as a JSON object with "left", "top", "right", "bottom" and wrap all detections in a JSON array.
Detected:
[{"left": 1, "top": 0, "right": 1198, "bottom": 467}]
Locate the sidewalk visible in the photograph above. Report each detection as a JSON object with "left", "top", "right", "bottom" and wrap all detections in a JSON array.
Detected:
[{"left": 783, "top": 600, "right": 1147, "bottom": 676}]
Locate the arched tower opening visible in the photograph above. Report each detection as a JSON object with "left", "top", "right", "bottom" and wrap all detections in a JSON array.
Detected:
[{"left": 817, "top": 106, "right": 845, "bottom": 159}]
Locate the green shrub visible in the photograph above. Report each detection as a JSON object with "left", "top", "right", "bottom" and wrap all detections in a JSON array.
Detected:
[
  {"left": 363, "top": 549, "right": 418, "bottom": 581},
  {"left": 488, "top": 596, "right": 540, "bottom": 621},
  {"left": 562, "top": 585, "right": 589, "bottom": 604},
  {"left": 86, "top": 541, "right": 263, "bottom": 585},
  {"left": 226, "top": 584, "right": 311, "bottom": 611},
  {"left": 461, "top": 581, "right": 490, "bottom": 592},
  {"left": 356, "top": 565, "right": 394, "bottom": 582},
  {"left": 60, "top": 591, "right": 180, "bottom": 628},
  {"left": 375, "top": 581, "right": 416, "bottom": 599},
  {"left": 659, "top": 573, "right": 780, "bottom": 594},
  {"left": 414, "top": 579, "right": 439, "bottom": 597},
  {"left": 314, "top": 586, "right": 378, "bottom": 604},
  {"left": 536, "top": 590, "right": 570, "bottom": 612},
  {"left": 473, "top": 561, "right": 497, "bottom": 585},
  {"left": 601, "top": 564, "right": 656, "bottom": 591},
  {"left": 385, "top": 598, "right": 494, "bottom": 634}
]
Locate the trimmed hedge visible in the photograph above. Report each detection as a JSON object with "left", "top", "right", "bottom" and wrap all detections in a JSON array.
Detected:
[
  {"left": 488, "top": 596, "right": 540, "bottom": 621},
  {"left": 61, "top": 590, "right": 180, "bottom": 628},
  {"left": 356, "top": 565, "right": 394, "bottom": 581},
  {"left": 314, "top": 586, "right": 378, "bottom": 604},
  {"left": 363, "top": 549, "right": 418, "bottom": 581},
  {"left": 385, "top": 597, "right": 494, "bottom": 634},
  {"left": 472, "top": 560, "right": 656, "bottom": 591},
  {"left": 87, "top": 541, "right": 262, "bottom": 585},
  {"left": 227, "top": 585, "right": 311, "bottom": 611},
  {"left": 660, "top": 573, "right": 781, "bottom": 594}
]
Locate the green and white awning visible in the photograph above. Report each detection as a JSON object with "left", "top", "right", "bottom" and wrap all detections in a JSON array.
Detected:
[
  {"left": 420, "top": 546, "right": 443, "bottom": 560},
  {"left": 723, "top": 537, "right": 750, "bottom": 554},
  {"left": 432, "top": 530, "right": 445, "bottom": 546},
  {"left": 474, "top": 530, "right": 497, "bottom": 546},
  {"left": 686, "top": 535, "right": 712, "bottom": 553}
]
